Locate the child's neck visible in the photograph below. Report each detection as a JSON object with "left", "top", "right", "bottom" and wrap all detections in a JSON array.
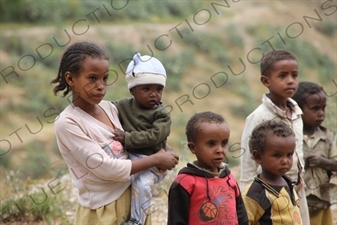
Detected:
[
  {"left": 303, "top": 124, "right": 316, "bottom": 136},
  {"left": 267, "top": 93, "right": 292, "bottom": 117},
  {"left": 259, "top": 171, "right": 286, "bottom": 186},
  {"left": 72, "top": 101, "right": 100, "bottom": 117}
]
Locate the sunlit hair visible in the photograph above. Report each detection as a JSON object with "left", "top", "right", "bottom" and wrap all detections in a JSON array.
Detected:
[
  {"left": 50, "top": 41, "right": 109, "bottom": 97},
  {"left": 260, "top": 49, "right": 297, "bottom": 76},
  {"left": 249, "top": 119, "right": 294, "bottom": 154},
  {"left": 292, "top": 81, "right": 325, "bottom": 108},
  {"left": 186, "top": 111, "right": 225, "bottom": 142}
]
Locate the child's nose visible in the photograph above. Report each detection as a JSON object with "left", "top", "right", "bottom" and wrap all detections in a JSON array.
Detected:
[
  {"left": 317, "top": 109, "right": 325, "bottom": 117},
  {"left": 96, "top": 80, "right": 105, "bottom": 90},
  {"left": 217, "top": 146, "right": 225, "bottom": 153},
  {"left": 287, "top": 76, "right": 295, "bottom": 84},
  {"left": 281, "top": 157, "right": 289, "bottom": 164}
]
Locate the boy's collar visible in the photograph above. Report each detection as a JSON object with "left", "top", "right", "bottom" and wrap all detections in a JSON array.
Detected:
[
  {"left": 191, "top": 161, "right": 227, "bottom": 177},
  {"left": 262, "top": 94, "right": 302, "bottom": 119}
]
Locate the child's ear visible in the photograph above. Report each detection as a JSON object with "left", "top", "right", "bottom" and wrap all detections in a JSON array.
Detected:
[
  {"left": 252, "top": 150, "right": 262, "bottom": 164},
  {"left": 187, "top": 142, "right": 196, "bottom": 154},
  {"left": 260, "top": 75, "right": 270, "bottom": 88},
  {"left": 129, "top": 88, "right": 134, "bottom": 96},
  {"left": 65, "top": 71, "right": 74, "bottom": 86}
]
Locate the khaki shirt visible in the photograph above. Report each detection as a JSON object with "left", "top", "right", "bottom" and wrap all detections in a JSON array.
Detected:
[{"left": 304, "top": 126, "right": 337, "bottom": 202}]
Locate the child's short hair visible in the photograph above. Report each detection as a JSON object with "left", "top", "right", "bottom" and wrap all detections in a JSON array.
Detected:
[
  {"left": 260, "top": 49, "right": 297, "bottom": 76},
  {"left": 186, "top": 111, "right": 225, "bottom": 142},
  {"left": 292, "top": 81, "right": 325, "bottom": 108},
  {"left": 249, "top": 120, "right": 294, "bottom": 154}
]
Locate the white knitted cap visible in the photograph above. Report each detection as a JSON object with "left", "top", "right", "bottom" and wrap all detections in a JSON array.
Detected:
[{"left": 125, "top": 53, "right": 167, "bottom": 89}]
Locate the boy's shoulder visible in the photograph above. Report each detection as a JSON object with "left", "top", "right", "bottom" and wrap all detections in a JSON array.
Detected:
[
  {"left": 245, "top": 103, "right": 273, "bottom": 124},
  {"left": 246, "top": 94, "right": 272, "bottom": 118},
  {"left": 246, "top": 95, "right": 301, "bottom": 120},
  {"left": 316, "top": 126, "right": 335, "bottom": 140},
  {"left": 243, "top": 178, "right": 264, "bottom": 193}
]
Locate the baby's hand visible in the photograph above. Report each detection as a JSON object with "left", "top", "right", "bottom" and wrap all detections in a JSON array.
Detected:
[
  {"left": 157, "top": 168, "right": 167, "bottom": 173},
  {"left": 306, "top": 155, "right": 322, "bottom": 168},
  {"left": 112, "top": 128, "right": 125, "bottom": 143}
]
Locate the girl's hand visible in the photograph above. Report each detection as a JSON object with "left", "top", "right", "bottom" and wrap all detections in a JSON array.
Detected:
[
  {"left": 112, "top": 128, "right": 125, "bottom": 143},
  {"left": 165, "top": 144, "right": 174, "bottom": 152},
  {"left": 130, "top": 148, "right": 179, "bottom": 175},
  {"left": 154, "top": 148, "right": 179, "bottom": 170}
]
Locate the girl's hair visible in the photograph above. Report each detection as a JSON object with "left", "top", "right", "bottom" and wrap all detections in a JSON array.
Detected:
[
  {"left": 249, "top": 119, "right": 294, "bottom": 154},
  {"left": 185, "top": 111, "right": 225, "bottom": 142},
  {"left": 51, "top": 41, "right": 109, "bottom": 97},
  {"left": 292, "top": 81, "right": 325, "bottom": 108},
  {"left": 260, "top": 49, "right": 297, "bottom": 76}
]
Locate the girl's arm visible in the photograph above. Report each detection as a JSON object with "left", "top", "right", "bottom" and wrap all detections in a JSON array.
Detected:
[
  {"left": 56, "top": 116, "right": 178, "bottom": 180},
  {"left": 130, "top": 149, "right": 178, "bottom": 175}
]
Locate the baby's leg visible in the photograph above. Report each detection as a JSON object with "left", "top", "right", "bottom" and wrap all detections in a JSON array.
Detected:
[{"left": 129, "top": 153, "right": 159, "bottom": 225}]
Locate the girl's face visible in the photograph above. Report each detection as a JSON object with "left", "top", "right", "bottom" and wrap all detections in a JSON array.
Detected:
[
  {"left": 188, "top": 122, "right": 230, "bottom": 173},
  {"left": 301, "top": 90, "right": 326, "bottom": 128},
  {"left": 66, "top": 57, "right": 109, "bottom": 108}
]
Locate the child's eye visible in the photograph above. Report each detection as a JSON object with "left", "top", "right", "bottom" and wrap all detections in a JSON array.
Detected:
[
  {"left": 208, "top": 141, "right": 215, "bottom": 147},
  {"left": 292, "top": 73, "right": 298, "bottom": 78},
  {"left": 89, "top": 77, "right": 96, "bottom": 81},
  {"left": 287, "top": 153, "right": 293, "bottom": 157},
  {"left": 273, "top": 154, "right": 280, "bottom": 158},
  {"left": 221, "top": 140, "right": 228, "bottom": 147}
]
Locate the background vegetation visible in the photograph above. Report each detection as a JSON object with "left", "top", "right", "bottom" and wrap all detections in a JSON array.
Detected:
[{"left": 1, "top": 0, "right": 336, "bottom": 224}]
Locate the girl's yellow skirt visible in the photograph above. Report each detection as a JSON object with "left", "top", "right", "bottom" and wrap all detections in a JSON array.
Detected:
[{"left": 74, "top": 186, "right": 151, "bottom": 225}]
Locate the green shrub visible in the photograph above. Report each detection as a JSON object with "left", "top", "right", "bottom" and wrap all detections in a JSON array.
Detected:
[
  {"left": 0, "top": 0, "right": 204, "bottom": 23},
  {"left": 248, "top": 24, "right": 335, "bottom": 85},
  {"left": 313, "top": 21, "right": 337, "bottom": 37},
  {"left": 0, "top": 170, "right": 72, "bottom": 224},
  {"left": 0, "top": 149, "right": 11, "bottom": 168},
  {"left": 230, "top": 100, "right": 257, "bottom": 119},
  {"left": 323, "top": 97, "right": 337, "bottom": 134},
  {"left": 0, "top": 34, "right": 25, "bottom": 55},
  {"left": 21, "top": 141, "right": 50, "bottom": 179},
  {"left": 156, "top": 50, "right": 195, "bottom": 92}
]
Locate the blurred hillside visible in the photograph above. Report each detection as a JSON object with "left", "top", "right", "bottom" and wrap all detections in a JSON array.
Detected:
[{"left": 0, "top": 0, "right": 337, "bottom": 224}]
